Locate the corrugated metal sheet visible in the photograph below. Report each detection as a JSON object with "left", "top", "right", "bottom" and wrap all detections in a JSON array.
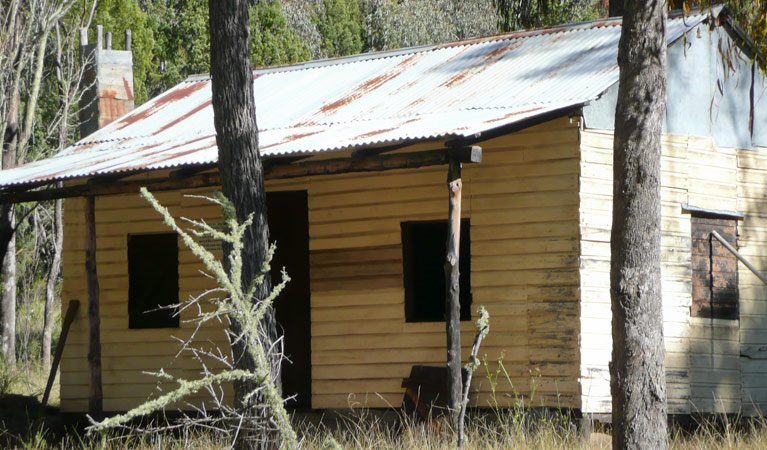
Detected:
[{"left": 0, "top": 12, "right": 715, "bottom": 188}]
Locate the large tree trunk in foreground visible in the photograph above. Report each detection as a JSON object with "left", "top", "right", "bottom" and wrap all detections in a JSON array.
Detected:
[
  {"left": 610, "top": 2, "right": 668, "bottom": 449},
  {"left": 208, "top": 1, "right": 279, "bottom": 447}
]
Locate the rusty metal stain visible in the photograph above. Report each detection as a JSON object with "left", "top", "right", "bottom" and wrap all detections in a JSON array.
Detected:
[
  {"left": 352, "top": 127, "right": 399, "bottom": 141},
  {"left": 0, "top": 12, "right": 716, "bottom": 189},
  {"left": 154, "top": 100, "right": 212, "bottom": 135},
  {"left": 260, "top": 130, "right": 324, "bottom": 150},
  {"left": 309, "top": 52, "right": 424, "bottom": 121},
  {"left": 122, "top": 77, "right": 134, "bottom": 101},
  {"left": 485, "top": 107, "right": 546, "bottom": 124},
  {"left": 100, "top": 89, "right": 118, "bottom": 99},
  {"left": 129, "top": 134, "right": 215, "bottom": 157},
  {"left": 441, "top": 39, "right": 524, "bottom": 89},
  {"left": 113, "top": 80, "right": 207, "bottom": 131}
]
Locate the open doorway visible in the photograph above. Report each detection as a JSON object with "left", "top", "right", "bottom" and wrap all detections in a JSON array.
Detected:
[{"left": 267, "top": 190, "right": 311, "bottom": 408}]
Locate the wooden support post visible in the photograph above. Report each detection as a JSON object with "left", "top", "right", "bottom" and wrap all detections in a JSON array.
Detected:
[
  {"left": 85, "top": 196, "right": 103, "bottom": 418},
  {"left": 445, "top": 157, "right": 462, "bottom": 425}
]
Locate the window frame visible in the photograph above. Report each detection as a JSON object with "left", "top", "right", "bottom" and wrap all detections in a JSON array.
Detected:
[
  {"left": 127, "top": 232, "right": 180, "bottom": 329},
  {"left": 401, "top": 219, "right": 472, "bottom": 323},
  {"left": 690, "top": 213, "right": 739, "bottom": 321}
]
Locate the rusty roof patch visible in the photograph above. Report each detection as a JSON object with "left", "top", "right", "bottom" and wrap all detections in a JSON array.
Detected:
[
  {"left": 155, "top": 100, "right": 212, "bottom": 135},
  {"left": 112, "top": 80, "right": 207, "bottom": 131},
  {"left": 352, "top": 126, "right": 399, "bottom": 140},
  {"left": 260, "top": 130, "right": 324, "bottom": 150},
  {"left": 311, "top": 53, "right": 424, "bottom": 121}
]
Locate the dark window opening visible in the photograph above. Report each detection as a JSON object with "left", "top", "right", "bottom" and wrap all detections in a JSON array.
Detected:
[
  {"left": 402, "top": 219, "right": 471, "bottom": 322},
  {"left": 691, "top": 215, "right": 738, "bottom": 320},
  {"left": 128, "top": 233, "right": 180, "bottom": 329}
]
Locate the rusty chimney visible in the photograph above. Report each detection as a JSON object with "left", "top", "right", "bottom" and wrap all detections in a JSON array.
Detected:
[{"left": 79, "top": 25, "right": 135, "bottom": 139}]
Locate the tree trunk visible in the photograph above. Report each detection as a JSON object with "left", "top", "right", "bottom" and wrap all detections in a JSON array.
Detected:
[
  {"left": 0, "top": 224, "right": 15, "bottom": 366},
  {"left": 42, "top": 196, "right": 63, "bottom": 370},
  {"left": 208, "top": 1, "right": 279, "bottom": 447},
  {"left": 610, "top": 3, "right": 668, "bottom": 450},
  {"left": 0, "top": 83, "right": 19, "bottom": 366}
]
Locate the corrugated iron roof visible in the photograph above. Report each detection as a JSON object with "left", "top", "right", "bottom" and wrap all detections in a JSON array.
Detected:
[{"left": 0, "top": 11, "right": 716, "bottom": 188}]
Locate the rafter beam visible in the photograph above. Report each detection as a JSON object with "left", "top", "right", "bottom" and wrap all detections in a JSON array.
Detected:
[
  {"left": 0, "top": 146, "right": 481, "bottom": 204},
  {"left": 350, "top": 141, "right": 415, "bottom": 158},
  {"left": 267, "top": 146, "right": 481, "bottom": 179}
]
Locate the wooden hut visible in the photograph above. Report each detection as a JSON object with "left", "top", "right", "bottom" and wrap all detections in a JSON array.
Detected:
[{"left": 0, "top": 7, "right": 766, "bottom": 419}]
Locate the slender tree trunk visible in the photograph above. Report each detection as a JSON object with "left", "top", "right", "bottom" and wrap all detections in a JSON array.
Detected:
[
  {"left": 43, "top": 25, "right": 71, "bottom": 371},
  {"left": 0, "top": 81, "right": 19, "bottom": 366},
  {"left": 0, "top": 223, "right": 15, "bottom": 366},
  {"left": 208, "top": 1, "right": 280, "bottom": 447},
  {"left": 0, "top": 6, "right": 53, "bottom": 368},
  {"left": 610, "top": 2, "right": 668, "bottom": 449},
  {"left": 42, "top": 196, "right": 63, "bottom": 370}
]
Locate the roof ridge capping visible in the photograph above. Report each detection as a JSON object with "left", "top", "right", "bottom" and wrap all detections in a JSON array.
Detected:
[{"left": 184, "top": 6, "right": 721, "bottom": 84}]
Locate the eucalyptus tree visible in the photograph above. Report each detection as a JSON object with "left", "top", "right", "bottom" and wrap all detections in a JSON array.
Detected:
[
  {"left": 609, "top": 0, "right": 668, "bottom": 445},
  {"left": 0, "top": 0, "right": 80, "bottom": 366}
]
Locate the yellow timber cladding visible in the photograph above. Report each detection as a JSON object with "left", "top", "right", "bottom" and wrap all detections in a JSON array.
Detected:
[
  {"left": 580, "top": 128, "right": 767, "bottom": 415},
  {"left": 60, "top": 117, "right": 583, "bottom": 412}
]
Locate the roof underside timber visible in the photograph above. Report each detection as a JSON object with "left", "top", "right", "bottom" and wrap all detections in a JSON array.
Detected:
[{"left": 0, "top": 9, "right": 719, "bottom": 194}]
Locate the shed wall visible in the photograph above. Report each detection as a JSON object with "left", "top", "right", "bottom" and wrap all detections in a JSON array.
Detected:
[
  {"left": 583, "top": 24, "right": 767, "bottom": 150},
  {"left": 60, "top": 117, "right": 583, "bottom": 412},
  {"left": 61, "top": 187, "right": 236, "bottom": 412},
  {"left": 579, "top": 127, "right": 767, "bottom": 416},
  {"left": 736, "top": 148, "right": 767, "bottom": 416}
]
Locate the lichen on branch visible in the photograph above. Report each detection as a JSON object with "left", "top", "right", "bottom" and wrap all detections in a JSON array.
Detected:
[{"left": 86, "top": 188, "right": 298, "bottom": 449}]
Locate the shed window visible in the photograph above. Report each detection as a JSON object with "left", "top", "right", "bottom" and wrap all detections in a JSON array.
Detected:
[
  {"left": 401, "top": 220, "right": 471, "bottom": 322},
  {"left": 691, "top": 215, "right": 738, "bottom": 320},
  {"left": 128, "top": 233, "right": 179, "bottom": 328}
]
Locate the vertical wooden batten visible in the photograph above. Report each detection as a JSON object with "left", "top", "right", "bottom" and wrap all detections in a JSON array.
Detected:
[
  {"left": 445, "top": 156, "right": 463, "bottom": 422},
  {"left": 85, "top": 196, "right": 102, "bottom": 417}
]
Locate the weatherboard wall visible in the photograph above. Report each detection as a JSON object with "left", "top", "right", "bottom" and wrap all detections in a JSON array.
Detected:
[
  {"left": 59, "top": 117, "right": 584, "bottom": 412},
  {"left": 61, "top": 185, "right": 236, "bottom": 412},
  {"left": 735, "top": 147, "right": 767, "bottom": 416},
  {"left": 578, "top": 127, "right": 767, "bottom": 416},
  {"left": 306, "top": 117, "right": 582, "bottom": 409}
]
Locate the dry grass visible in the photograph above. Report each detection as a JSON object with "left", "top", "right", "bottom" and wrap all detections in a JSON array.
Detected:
[
  {"left": 669, "top": 418, "right": 767, "bottom": 450},
  {"left": 11, "top": 409, "right": 767, "bottom": 449},
  {"left": 4, "top": 367, "right": 767, "bottom": 449},
  {"left": 297, "top": 409, "right": 593, "bottom": 450},
  {"left": 0, "top": 360, "right": 58, "bottom": 407}
]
